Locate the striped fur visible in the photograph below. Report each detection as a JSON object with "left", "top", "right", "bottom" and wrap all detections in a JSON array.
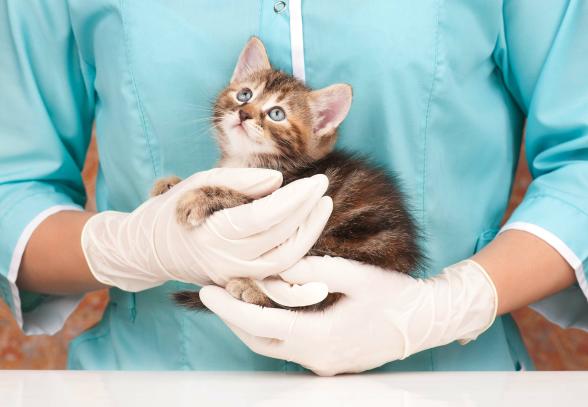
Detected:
[{"left": 168, "top": 38, "right": 424, "bottom": 312}]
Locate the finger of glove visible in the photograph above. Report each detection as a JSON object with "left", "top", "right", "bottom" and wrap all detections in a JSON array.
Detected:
[
  {"left": 198, "top": 196, "right": 331, "bottom": 284},
  {"left": 224, "top": 321, "right": 287, "bottom": 361},
  {"left": 234, "top": 182, "right": 333, "bottom": 260},
  {"left": 254, "top": 277, "right": 329, "bottom": 308},
  {"left": 199, "top": 286, "right": 296, "bottom": 340},
  {"left": 175, "top": 167, "right": 283, "bottom": 198},
  {"left": 252, "top": 196, "right": 333, "bottom": 276},
  {"left": 209, "top": 174, "right": 329, "bottom": 240},
  {"left": 279, "top": 255, "right": 369, "bottom": 294}
]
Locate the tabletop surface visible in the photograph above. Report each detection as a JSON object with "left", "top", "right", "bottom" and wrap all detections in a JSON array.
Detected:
[{"left": 1, "top": 370, "right": 586, "bottom": 406}]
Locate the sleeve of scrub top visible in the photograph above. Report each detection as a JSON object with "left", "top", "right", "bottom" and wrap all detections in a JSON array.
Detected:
[
  {"left": 0, "top": 1, "right": 95, "bottom": 335},
  {"left": 495, "top": 0, "right": 588, "bottom": 330}
]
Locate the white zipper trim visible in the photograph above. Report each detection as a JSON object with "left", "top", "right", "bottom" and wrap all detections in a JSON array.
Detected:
[{"left": 289, "top": 0, "right": 306, "bottom": 82}]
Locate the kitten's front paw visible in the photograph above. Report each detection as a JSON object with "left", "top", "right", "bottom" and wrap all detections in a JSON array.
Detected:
[
  {"left": 176, "top": 188, "right": 213, "bottom": 227},
  {"left": 226, "top": 278, "right": 273, "bottom": 307},
  {"left": 151, "top": 176, "right": 182, "bottom": 197},
  {"left": 175, "top": 186, "right": 253, "bottom": 228}
]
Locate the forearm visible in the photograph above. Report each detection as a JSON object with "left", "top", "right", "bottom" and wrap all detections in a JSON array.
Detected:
[
  {"left": 471, "top": 229, "right": 575, "bottom": 315},
  {"left": 17, "top": 210, "right": 108, "bottom": 295}
]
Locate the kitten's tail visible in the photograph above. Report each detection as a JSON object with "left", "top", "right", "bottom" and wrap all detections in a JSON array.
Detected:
[{"left": 172, "top": 290, "right": 210, "bottom": 312}]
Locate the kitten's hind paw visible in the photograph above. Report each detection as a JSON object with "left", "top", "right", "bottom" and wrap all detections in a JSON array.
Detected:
[
  {"left": 172, "top": 280, "right": 273, "bottom": 312},
  {"left": 226, "top": 278, "right": 274, "bottom": 307}
]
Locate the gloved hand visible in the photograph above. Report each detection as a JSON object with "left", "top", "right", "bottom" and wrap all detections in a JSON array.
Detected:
[
  {"left": 81, "top": 168, "right": 332, "bottom": 292},
  {"left": 199, "top": 255, "right": 498, "bottom": 376}
]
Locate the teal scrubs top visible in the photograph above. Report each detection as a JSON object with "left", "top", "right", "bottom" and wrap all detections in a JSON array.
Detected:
[{"left": 1, "top": 0, "right": 587, "bottom": 370}]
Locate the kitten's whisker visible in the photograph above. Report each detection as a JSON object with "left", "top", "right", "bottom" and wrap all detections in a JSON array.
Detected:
[
  {"left": 173, "top": 116, "right": 214, "bottom": 122},
  {"left": 195, "top": 126, "right": 221, "bottom": 138},
  {"left": 185, "top": 118, "right": 215, "bottom": 124},
  {"left": 168, "top": 120, "right": 215, "bottom": 129},
  {"left": 158, "top": 105, "right": 212, "bottom": 112},
  {"left": 157, "top": 118, "right": 212, "bottom": 128},
  {"left": 174, "top": 103, "right": 214, "bottom": 109}
]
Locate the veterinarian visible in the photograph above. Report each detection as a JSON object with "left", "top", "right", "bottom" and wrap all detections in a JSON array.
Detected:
[{"left": 1, "top": 1, "right": 587, "bottom": 373}]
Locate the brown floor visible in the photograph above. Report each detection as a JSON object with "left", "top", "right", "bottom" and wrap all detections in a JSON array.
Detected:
[{"left": 1, "top": 138, "right": 587, "bottom": 370}]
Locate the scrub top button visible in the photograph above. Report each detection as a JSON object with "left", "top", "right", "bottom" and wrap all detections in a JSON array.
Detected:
[{"left": 274, "top": 1, "right": 287, "bottom": 14}]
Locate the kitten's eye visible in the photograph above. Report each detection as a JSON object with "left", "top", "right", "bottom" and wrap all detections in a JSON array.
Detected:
[
  {"left": 236, "top": 88, "right": 252, "bottom": 103},
  {"left": 268, "top": 107, "right": 286, "bottom": 122}
]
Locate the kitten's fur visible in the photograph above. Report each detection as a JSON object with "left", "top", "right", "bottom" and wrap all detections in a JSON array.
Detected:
[{"left": 152, "top": 37, "right": 423, "bottom": 311}]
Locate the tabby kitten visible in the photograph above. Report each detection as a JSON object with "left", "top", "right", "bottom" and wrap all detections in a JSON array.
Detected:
[{"left": 152, "top": 37, "right": 423, "bottom": 311}]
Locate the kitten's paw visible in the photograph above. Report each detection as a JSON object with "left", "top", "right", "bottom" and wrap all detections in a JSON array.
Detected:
[
  {"left": 175, "top": 188, "right": 212, "bottom": 227},
  {"left": 226, "top": 278, "right": 273, "bottom": 307},
  {"left": 175, "top": 186, "right": 253, "bottom": 227},
  {"left": 151, "top": 176, "right": 182, "bottom": 197}
]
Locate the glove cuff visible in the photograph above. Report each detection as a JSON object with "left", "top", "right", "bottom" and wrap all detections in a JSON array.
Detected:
[
  {"left": 449, "top": 259, "right": 498, "bottom": 345},
  {"left": 81, "top": 211, "right": 163, "bottom": 292}
]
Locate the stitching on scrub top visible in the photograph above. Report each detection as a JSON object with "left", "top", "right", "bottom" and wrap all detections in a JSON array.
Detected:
[
  {"left": 421, "top": 0, "right": 443, "bottom": 230},
  {"left": 422, "top": 0, "right": 443, "bottom": 372},
  {"left": 65, "top": 0, "right": 98, "bottom": 118},
  {"left": 257, "top": 0, "right": 265, "bottom": 41},
  {"left": 119, "top": 0, "right": 160, "bottom": 178}
]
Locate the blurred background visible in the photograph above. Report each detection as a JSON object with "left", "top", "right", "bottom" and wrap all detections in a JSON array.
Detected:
[{"left": 1, "top": 137, "right": 587, "bottom": 369}]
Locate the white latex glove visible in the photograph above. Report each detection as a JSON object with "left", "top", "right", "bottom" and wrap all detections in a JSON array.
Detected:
[
  {"left": 81, "top": 168, "right": 333, "bottom": 292},
  {"left": 200, "top": 255, "right": 498, "bottom": 376}
]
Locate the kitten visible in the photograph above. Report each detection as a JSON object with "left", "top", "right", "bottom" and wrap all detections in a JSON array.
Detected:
[{"left": 152, "top": 37, "right": 424, "bottom": 311}]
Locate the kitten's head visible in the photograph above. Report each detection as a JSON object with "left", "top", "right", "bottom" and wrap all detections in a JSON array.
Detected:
[{"left": 213, "top": 37, "right": 352, "bottom": 169}]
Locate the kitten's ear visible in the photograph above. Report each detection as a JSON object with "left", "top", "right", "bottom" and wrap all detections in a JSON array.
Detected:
[
  {"left": 232, "top": 37, "right": 271, "bottom": 83},
  {"left": 309, "top": 84, "right": 353, "bottom": 138}
]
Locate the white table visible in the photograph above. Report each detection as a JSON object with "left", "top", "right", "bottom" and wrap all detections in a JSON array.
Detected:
[{"left": 0, "top": 371, "right": 586, "bottom": 406}]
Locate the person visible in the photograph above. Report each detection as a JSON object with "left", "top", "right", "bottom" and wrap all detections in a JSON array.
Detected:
[{"left": 1, "top": 0, "right": 587, "bottom": 373}]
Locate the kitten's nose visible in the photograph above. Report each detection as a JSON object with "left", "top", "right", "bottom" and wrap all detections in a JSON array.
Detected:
[{"left": 239, "top": 109, "right": 251, "bottom": 122}]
